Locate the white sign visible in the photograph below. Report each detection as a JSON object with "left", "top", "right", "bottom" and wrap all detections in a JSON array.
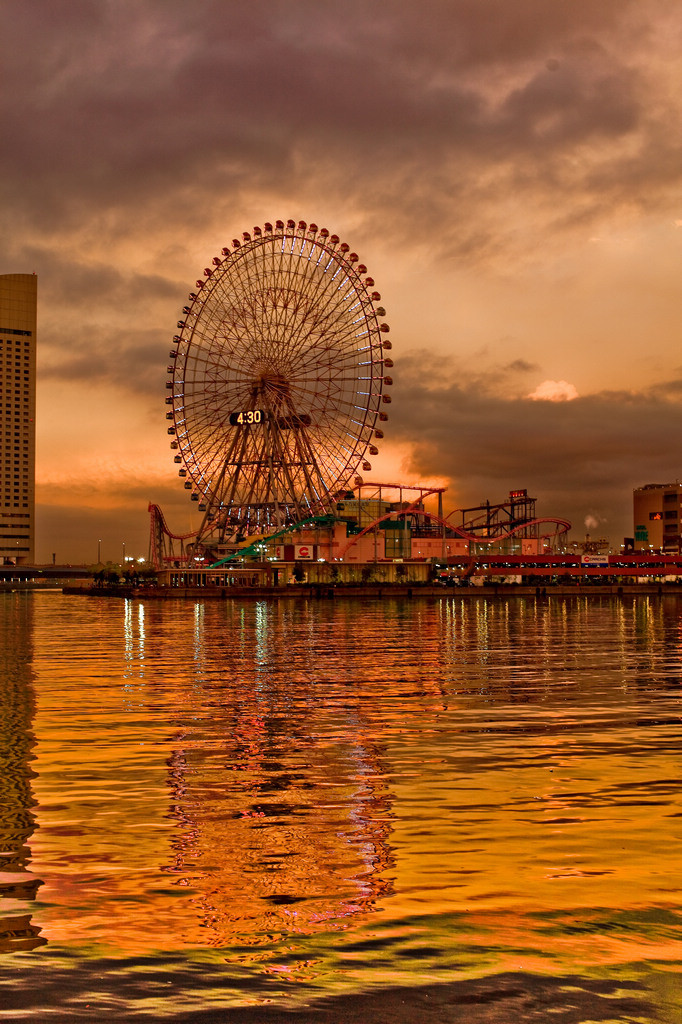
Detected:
[
  {"left": 295, "top": 544, "right": 314, "bottom": 560},
  {"left": 581, "top": 555, "right": 609, "bottom": 566}
]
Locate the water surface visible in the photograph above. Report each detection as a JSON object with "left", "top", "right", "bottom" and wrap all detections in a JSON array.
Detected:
[{"left": 1, "top": 592, "right": 681, "bottom": 1021}]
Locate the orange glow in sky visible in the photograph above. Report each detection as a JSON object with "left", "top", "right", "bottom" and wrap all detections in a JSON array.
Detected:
[{"left": 3, "top": 2, "right": 682, "bottom": 560}]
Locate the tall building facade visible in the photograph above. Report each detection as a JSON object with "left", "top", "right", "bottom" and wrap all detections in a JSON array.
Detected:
[
  {"left": 633, "top": 481, "right": 682, "bottom": 552},
  {"left": 0, "top": 274, "right": 36, "bottom": 565}
]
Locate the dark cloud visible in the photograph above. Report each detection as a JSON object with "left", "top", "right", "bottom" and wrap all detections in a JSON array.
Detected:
[
  {"left": 505, "top": 359, "right": 539, "bottom": 374},
  {"left": 391, "top": 351, "right": 682, "bottom": 542},
  {"left": 499, "top": 56, "right": 639, "bottom": 148},
  {"left": 30, "top": 253, "right": 180, "bottom": 310},
  {"left": 39, "top": 329, "right": 166, "bottom": 397},
  {"left": 1, "top": 0, "right": 675, "bottom": 258},
  {"left": 21, "top": 248, "right": 182, "bottom": 396}
]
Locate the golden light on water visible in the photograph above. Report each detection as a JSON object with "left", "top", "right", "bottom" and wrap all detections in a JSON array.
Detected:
[{"left": 2, "top": 591, "right": 682, "bottom": 1019}]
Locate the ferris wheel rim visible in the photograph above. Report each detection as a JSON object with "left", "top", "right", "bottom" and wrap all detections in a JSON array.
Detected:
[{"left": 167, "top": 219, "right": 392, "bottom": 536}]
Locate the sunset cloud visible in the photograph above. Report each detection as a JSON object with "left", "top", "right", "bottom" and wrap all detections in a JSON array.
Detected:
[
  {"left": 527, "top": 380, "right": 579, "bottom": 401},
  {"left": 389, "top": 351, "right": 682, "bottom": 543},
  {"left": 2, "top": 0, "right": 682, "bottom": 559}
]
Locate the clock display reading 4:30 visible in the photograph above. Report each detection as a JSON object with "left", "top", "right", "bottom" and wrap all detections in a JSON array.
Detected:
[{"left": 229, "top": 409, "right": 266, "bottom": 426}]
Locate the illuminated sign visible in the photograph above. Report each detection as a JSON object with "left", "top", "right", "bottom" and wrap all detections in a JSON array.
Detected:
[
  {"left": 581, "top": 555, "right": 609, "bottom": 566},
  {"left": 229, "top": 409, "right": 265, "bottom": 426},
  {"left": 273, "top": 544, "right": 316, "bottom": 560}
]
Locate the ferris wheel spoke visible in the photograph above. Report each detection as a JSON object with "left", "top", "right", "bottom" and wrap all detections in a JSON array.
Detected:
[
  {"left": 287, "top": 323, "right": 370, "bottom": 378},
  {"left": 291, "top": 309, "right": 360, "bottom": 371},
  {"left": 284, "top": 288, "right": 355, "bottom": 361},
  {"left": 269, "top": 254, "right": 347, "bottom": 364},
  {"left": 281, "top": 262, "right": 343, "bottom": 355}
]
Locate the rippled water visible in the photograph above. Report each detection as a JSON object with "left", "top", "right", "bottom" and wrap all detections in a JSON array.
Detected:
[{"left": 1, "top": 591, "right": 682, "bottom": 1021}]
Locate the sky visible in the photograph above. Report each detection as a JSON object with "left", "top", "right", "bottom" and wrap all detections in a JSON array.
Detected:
[{"left": 3, "top": 0, "right": 682, "bottom": 563}]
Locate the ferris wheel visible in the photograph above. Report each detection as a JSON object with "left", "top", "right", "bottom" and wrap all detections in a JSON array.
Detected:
[{"left": 166, "top": 219, "right": 392, "bottom": 545}]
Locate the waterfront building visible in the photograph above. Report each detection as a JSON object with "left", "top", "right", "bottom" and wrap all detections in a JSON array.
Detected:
[
  {"left": 633, "top": 482, "right": 682, "bottom": 552},
  {"left": 0, "top": 274, "right": 36, "bottom": 565}
]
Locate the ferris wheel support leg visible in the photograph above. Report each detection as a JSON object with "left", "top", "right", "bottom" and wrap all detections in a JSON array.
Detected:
[
  {"left": 281, "top": 394, "right": 332, "bottom": 516},
  {"left": 297, "top": 425, "right": 330, "bottom": 506},
  {"left": 272, "top": 429, "right": 308, "bottom": 523},
  {"left": 289, "top": 434, "right": 323, "bottom": 519},
  {"left": 238, "top": 412, "right": 284, "bottom": 525},
  {"left": 263, "top": 406, "right": 311, "bottom": 523},
  {"left": 263, "top": 416, "right": 283, "bottom": 527},
  {"left": 217, "top": 424, "right": 255, "bottom": 539},
  {"left": 196, "top": 427, "right": 243, "bottom": 546}
]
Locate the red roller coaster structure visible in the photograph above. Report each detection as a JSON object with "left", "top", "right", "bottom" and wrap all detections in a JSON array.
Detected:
[
  {"left": 149, "top": 484, "right": 572, "bottom": 569},
  {"left": 338, "top": 507, "right": 571, "bottom": 561},
  {"left": 148, "top": 503, "right": 198, "bottom": 570},
  {"left": 337, "top": 484, "right": 570, "bottom": 560}
]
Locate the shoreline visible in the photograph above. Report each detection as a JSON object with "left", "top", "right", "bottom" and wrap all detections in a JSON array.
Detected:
[{"left": 54, "top": 581, "right": 682, "bottom": 600}]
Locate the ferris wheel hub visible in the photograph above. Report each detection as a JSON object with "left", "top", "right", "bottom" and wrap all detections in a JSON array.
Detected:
[{"left": 255, "top": 371, "right": 290, "bottom": 402}]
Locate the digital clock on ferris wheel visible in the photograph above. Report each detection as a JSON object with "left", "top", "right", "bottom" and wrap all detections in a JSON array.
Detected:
[{"left": 229, "top": 409, "right": 266, "bottom": 426}]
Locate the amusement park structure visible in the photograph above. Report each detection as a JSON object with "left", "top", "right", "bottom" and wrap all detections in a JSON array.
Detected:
[
  {"left": 164, "top": 218, "right": 391, "bottom": 554},
  {"left": 150, "top": 219, "right": 572, "bottom": 575},
  {"left": 150, "top": 480, "right": 571, "bottom": 573}
]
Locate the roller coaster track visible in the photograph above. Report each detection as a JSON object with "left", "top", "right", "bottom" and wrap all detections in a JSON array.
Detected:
[
  {"left": 338, "top": 509, "right": 571, "bottom": 561},
  {"left": 208, "top": 515, "right": 340, "bottom": 567},
  {"left": 148, "top": 503, "right": 199, "bottom": 569},
  {"left": 150, "top": 496, "right": 572, "bottom": 571}
]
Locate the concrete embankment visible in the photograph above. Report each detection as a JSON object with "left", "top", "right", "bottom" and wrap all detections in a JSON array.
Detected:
[{"left": 59, "top": 582, "right": 682, "bottom": 600}]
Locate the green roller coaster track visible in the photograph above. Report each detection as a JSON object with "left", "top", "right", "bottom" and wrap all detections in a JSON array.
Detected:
[{"left": 208, "top": 515, "right": 341, "bottom": 568}]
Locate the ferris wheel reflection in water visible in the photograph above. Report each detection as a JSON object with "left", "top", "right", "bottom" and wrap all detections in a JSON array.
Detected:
[{"left": 119, "top": 598, "right": 396, "bottom": 947}]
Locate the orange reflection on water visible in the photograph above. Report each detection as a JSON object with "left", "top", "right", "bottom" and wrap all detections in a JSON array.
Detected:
[
  {"left": 0, "top": 595, "right": 44, "bottom": 952},
  {"left": 26, "top": 598, "right": 397, "bottom": 952},
  {"left": 6, "top": 592, "right": 682, "bottom": 992}
]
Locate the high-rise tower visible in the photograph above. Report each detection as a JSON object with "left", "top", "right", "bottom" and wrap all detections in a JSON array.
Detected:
[{"left": 0, "top": 274, "right": 36, "bottom": 565}]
